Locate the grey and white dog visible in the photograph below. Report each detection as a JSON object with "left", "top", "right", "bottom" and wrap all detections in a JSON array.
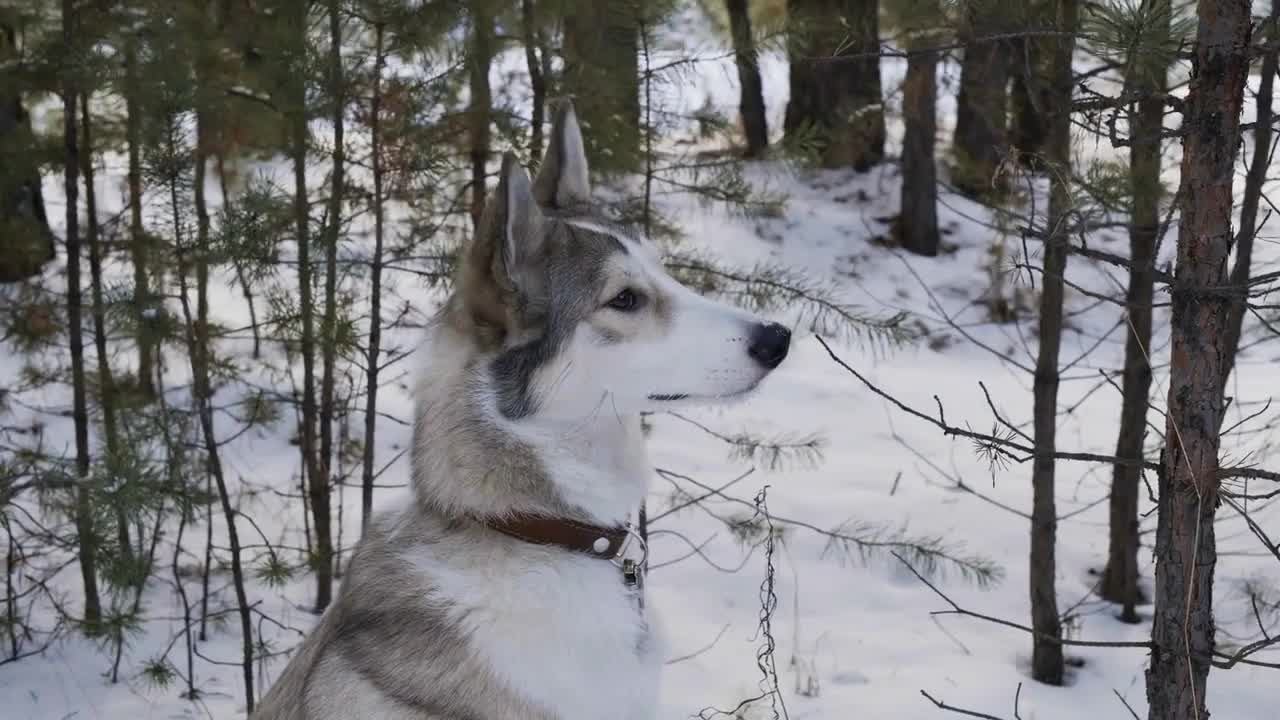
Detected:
[{"left": 251, "top": 102, "right": 791, "bottom": 720}]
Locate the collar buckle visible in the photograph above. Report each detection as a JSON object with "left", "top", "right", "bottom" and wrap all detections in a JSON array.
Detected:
[{"left": 612, "top": 523, "right": 648, "bottom": 602}]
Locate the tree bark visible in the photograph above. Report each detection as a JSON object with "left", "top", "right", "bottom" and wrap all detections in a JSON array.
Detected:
[
  {"left": 361, "top": 20, "right": 387, "bottom": 533},
  {"left": 953, "top": 1, "right": 1009, "bottom": 197},
  {"left": 124, "top": 41, "right": 155, "bottom": 398},
  {"left": 0, "top": 21, "right": 56, "bottom": 282},
  {"left": 785, "top": 0, "right": 884, "bottom": 170},
  {"left": 285, "top": 0, "right": 332, "bottom": 613},
  {"left": 185, "top": 103, "right": 255, "bottom": 712},
  {"left": 1146, "top": 3, "right": 1251, "bottom": 718},
  {"left": 469, "top": 0, "right": 493, "bottom": 228},
  {"left": 1028, "top": 0, "right": 1077, "bottom": 687},
  {"left": 899, "top": 34, "right": 939, "bottom": 256},
  {"left": 1008, "top": 3, "right": 1051, "bottom": 166},
  {"left": 1101, "top": 0, "right": 1169, "bottom": 621},
  {"left": 216, "top": 156, "right": 262, "bottom": 359},
  {"left": 315, "top": 0, "right": 345, "bottom": 600},
  {"left": 60, "top": 0, "right": 103, "bottom": 630},
  {"left": 726, "top": 0, "right": 768, "bottom": 157},
  {"left": 562, "top": 0, "right": 641, "bottom": 172},
  {"left": 81, "top": 93, "right": 134, "bottom": 567},
  {"left": 1218, "top": 0, "right": 1278, "bottom": 399},
  {"left": 521, "top": 0, "right": 547, "bottom": 162}
]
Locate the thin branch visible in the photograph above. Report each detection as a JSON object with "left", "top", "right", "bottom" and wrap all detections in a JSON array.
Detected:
[
  {"left": 892, "top": 552, "right": 1153, "bottom": 650},
  {"left": 816, "top": 336, "right": 1280, "bottom": 483}
]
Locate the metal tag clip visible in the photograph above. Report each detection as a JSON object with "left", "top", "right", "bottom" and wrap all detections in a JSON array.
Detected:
[{"left": 612, "top": 523, "right": 648, "bottom": 607}]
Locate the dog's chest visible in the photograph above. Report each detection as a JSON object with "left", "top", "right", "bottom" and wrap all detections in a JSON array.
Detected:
[{"left": 413, "top": 547, "right": 661, "bottom": 720}]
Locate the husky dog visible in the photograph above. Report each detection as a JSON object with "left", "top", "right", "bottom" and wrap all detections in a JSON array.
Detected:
[{"left": 251, "top": 102, "right": 791, "bottom": 720}]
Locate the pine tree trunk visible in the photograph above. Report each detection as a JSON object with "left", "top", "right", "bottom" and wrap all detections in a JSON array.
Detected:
[
  {"left": 521, "top": 0, "right": 547, "bottom": 162},
  {"left": 123, "top": 41, "right": 155, "bottom": 398},
  {"left": 1029, "top": 0, "right": 1077, "bottom": 686},
  {"left": 1218, "top": 0, "right": 1278, "bottom": 399},
  {"left": 286, "top": 0, "right": 332, "bottom": 613},
  {"left": 81, "top": 94, "right": 134, "bottom": 567},
  {"left": 1146, "top": 3, "right": 1251, "bottom": 718},
  {"left": 562, "top": 0, "right": 641, "bottom": 172},
  {"left": 61, "top": 0, "right": 103, "bottom": 630},
  {"left": 899, "top": 36, "right": 939, "bottom": 256},
  {"left": 1009, "top": 20, "right": 1050, "bottom": 165},
  {"left": 186, "top": 103, "right": 255, "bottom": 712},
  {"left": 469, "top": 1, "right": 493, "bottom": 228},
  {"left": 361, "top": 20, "right": 387, "bottom": 533},
  {"left": 0, "top": 22, "right": 56, "bottom": 282},
  {"left": 953, "top": 1, "right": 1009, "bottom": 197},
  {"left": 785, "top": 0, "right": 884, "bottom": 170},
  {"left": 164, "top": 417, "right": 197, "bottom": 701},
  {"left": 217, "top": 156, "right": 262, "bottom": 359},
  {"left": 1101, "top": 0, "right": 1169, "bottom": 622},
  {"left": 315, "top": 0, "right": 345, "bottom": 600},
  {"left": 726, "top": 0, "right": 768, "bottom": 157}
]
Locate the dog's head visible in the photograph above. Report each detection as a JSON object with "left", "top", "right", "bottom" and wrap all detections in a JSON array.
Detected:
[{"left": 458, "top": 101, "right": 790, "bottom": 421}]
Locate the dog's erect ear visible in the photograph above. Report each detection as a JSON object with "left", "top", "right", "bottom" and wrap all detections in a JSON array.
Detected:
[
  {"left": 534, "top": 100, "right": 591, "bottom": 209},
  {"left": 488, "top": 153, "right": 546, "bottom": 297},
  {"left": 464, "top": 154, "right": 547, "bottom": 332}
]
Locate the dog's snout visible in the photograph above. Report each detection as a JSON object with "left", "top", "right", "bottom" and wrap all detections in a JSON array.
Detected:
[{"left": 748, "top": 323, "right": 791, "bottom": 370}]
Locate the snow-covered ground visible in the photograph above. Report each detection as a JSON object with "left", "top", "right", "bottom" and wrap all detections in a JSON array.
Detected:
[{"left": 3, "top": 9, "right": 1278, "bottom": 720}]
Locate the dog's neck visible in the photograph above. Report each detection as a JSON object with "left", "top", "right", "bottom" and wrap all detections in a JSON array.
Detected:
[{"left": 411, "top": 319, "right": 648, "bottom": 527}]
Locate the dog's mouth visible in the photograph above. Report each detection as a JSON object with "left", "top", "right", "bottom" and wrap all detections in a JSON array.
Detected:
[{"left": 647, "top": 385, "right": 759, "bottom": 403}]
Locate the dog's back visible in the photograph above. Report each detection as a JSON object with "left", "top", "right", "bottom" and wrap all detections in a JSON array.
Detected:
[
  {"left": 253, "top": 506, "right": 656, "bottom": 720},
  {"left": 251, "top": 605, "right": 333, "bottom": 720}
]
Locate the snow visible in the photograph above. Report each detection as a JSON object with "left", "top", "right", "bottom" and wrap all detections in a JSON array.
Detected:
[{"left": 3, "top": 9, "right": 1278, "bottom": 720}]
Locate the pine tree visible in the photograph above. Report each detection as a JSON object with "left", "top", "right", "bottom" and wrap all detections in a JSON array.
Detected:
[
  {"left": 1098, "top": 0, "right": 1175, "bottom": 621},
  {"left": 952, "top": 0, "right": 1011, "bottom": 197},
  {"left": 0, "top": 15, "right": 56, "bottom": 282},
  {"left": 58, "top": 0, "right": 105, "bottom": 631},
  {"left": 1028, "top": 0, "right": 1077, "bottom": 686},
  {"left": 893, "top": 0, "right": 946, "bottom": 256},
  {"left": 468, "top": 0, "right": 493, "bottom": 227},
  {"left": 725, "top": 0, "right": 768, "bottom": 157},
  {"left": 122, "top": 29, "right": 157, "bottom": 399},
  {"left": 521, "top": 0, "right": 550, "bottom": 161},
  {"left": 1147, "top": 2, "right": 1252, "bottom": 717},
  {"left": 785, "top": 0, "right": 885, "bottom": 170},
  {"left": 1008, "top": 0, "right": 1052, "bottom": 165},
  {"left": 562, "top": 0, "right": 642, "bottom": 172},
  {"left": 316, "top": 0, "right": 348, "bottom": 617},
  {"left": 280, "top": 0, "right": 334, "bottom": 613},
  {"left": 1218, "top": 0, "right": 1278, "bottom": 396}
]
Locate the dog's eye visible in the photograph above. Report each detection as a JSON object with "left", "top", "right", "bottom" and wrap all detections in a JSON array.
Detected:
[{"left": 606, "top": 289, "right": 641, "bottom": 312}]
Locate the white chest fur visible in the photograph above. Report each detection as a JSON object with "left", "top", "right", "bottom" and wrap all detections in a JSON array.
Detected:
[{"left": 405, "top": 540, "right": 662, "bottom": 720}]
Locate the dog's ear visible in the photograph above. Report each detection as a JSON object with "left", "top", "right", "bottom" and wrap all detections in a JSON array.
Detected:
[
  {"left": 488, "top": 153, "right": 546, "bottom": 297},
  {"left": 465, "top": 156, "right": 545, "bottom": 330},
  {"left": 534, "top": 100, "right": 591, "bottom": 209},
  {"left": 463, "top": 154, "right": 548, "bottom": 333}
]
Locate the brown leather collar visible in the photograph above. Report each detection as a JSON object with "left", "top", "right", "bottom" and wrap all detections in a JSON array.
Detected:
[{"left": 484, "top": 514, "right": 629, "bottom": 560}]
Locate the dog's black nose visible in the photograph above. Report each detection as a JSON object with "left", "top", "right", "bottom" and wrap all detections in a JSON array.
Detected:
[{"left": 748, "top": 323, "right": 791, "bottom": 369}]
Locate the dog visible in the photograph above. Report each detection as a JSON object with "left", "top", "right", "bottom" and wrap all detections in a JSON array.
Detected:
[{"left": 251, "top": 101, "right": 791, "bottom": 720}]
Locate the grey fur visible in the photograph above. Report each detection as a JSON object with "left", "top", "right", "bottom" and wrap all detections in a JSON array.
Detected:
[
  {"left": 410, "top": 340, "right": 568, "bottom": 520},
  {"left": 534, "top": 101, "right": 592, "bottom": 211},
  {"left": 460, "top": 149, "right": 634, "bottom": 420},
  {"left": 252, "top": 513, "right": 565, "bottom": 720},
  {"left": 491, "top": 218, "right": 630, "bottom": 418}
]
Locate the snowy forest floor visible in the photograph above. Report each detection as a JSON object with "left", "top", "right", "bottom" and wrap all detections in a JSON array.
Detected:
[{"left": 3, "top": 10, "right": 1279, "bottom": 720}]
